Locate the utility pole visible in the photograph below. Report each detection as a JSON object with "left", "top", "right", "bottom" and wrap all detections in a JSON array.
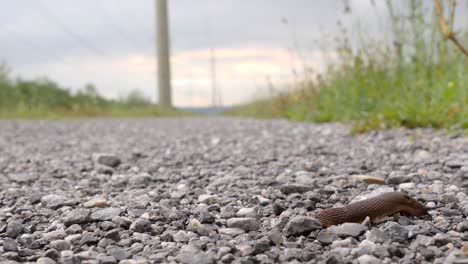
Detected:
[
  {"left": 210, "top": 47, "right": 217, "bottom": 108},
  {"left": 155, "top": 0, "right": 172, "bottom": 108}
]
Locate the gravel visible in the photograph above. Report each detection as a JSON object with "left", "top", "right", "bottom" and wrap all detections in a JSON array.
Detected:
[{"left": 0, "top": 117, "right": 467, "bottom": 263}]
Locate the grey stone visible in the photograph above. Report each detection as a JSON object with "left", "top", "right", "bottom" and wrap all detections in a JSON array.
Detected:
[
  {"left": 90, "top": 208, "right": 122, "bottom": 221},
  {"left": 36, "top": 257, "right": 57, "bottom": 264},
  {"left": 93, "top": 153, "right": 121, "bottom": 168},
  {"left": 130, "top": 218, "right": 152, "bottom": 233},
  {"left": 178, "top": 250, "right": 215, "bottom": 264},
  {"left": 104, "top": 229, "right": 120, "bottom": 241},
  {"left": 50, "top": 240, "right": 71, "bottom": 251},
  {"left": 6, "top": 221, "right": 23, "bottom": 238},
  {"left": 383, "top": 222, "right": 408, "bottom": 243},
  {"left": 365, "top": 228, "right": 389, "bottom": 244},
  {"left": 268, "top": 228, "right": 284, "bottom": 245},
  {"left": 63, "top": 208, "right": 90, "bottom": 226},
  {"left": 280, "top": 184, "right": 314, "bottom": 194},
  {"left": 218, "top": 228, "right": 245, "bottom": 237},
  {"left": 173, "top": 230, "right": 189, "bottom": 243},
  {"left": 8, "top": 172, "right": 37, "bottom": 183},
  {"left": 96, "top": 254, "right": 117, "bottom": 264},
  {"left": 107, "top": 247, "right": 131, "bottom": 261},
  {"left": 329, "top": 223, "right": 368, "bottom": 238},
  {"left": 386, "top": 172, "right": 411, "bottom": 184},
  {"left": 317, "top": 229, "right": 338, "bottom": 245},
  {"left": 283, "top": 216, "right": 321, "bottom": 236},
  {"left": 357, "top": 254, "right": 380, "bottom": 264},
  {"left": 226, "top": 218, "right": 259, "bottom": 231},
  {"left": 41, "top": 194, "right": 75, "bottom": 209},
  {"left": 2, "top": 239, "right": 18, "bottom": 252},
  {"left": 253, "top": 239, "right": 271, "bottom": 254}
]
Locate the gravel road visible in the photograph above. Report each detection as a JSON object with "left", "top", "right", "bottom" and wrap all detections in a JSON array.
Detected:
[{"left": 0, "top": 118, "right": 467, "bottom": 264}]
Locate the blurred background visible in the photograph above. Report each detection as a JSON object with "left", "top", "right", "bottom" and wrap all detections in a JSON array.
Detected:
[{"left": 0, "top": 0, "right": 467, "bottom": 131}]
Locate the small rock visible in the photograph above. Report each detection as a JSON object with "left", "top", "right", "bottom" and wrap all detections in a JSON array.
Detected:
[
  {"left": 399, "top": 182, "right": 415, "bottom": 190},
  {"left": 351, "top": 175, "right": 385, "bottom": 185},
  {"left": 355, "top": 240, "right": 376, "bottom": 256},
  {"left": 178, "top": 250, "right": 215, "bottom": 264},
  {"left": 253, "top": 239, "right": 271, "bottom": 254},
  {"left": 36, "top": 257, "right": 57, "bottom": 264},
  {"left": 91, "top": 208, "right": 122, "bottom": 221},
  {"left": 218, "top": 228, "right": 245, "bottom": 237},
  {"left": 130, "top": 218, "right": 152, "bottom": 233},
  {"left": 236, "top": 208, "right": 257, "bottom": 218},
  {"left": 280, "top": 184, "right": 314, "bottom": 195},
  {"left": 283, "top": 216, "right": 321, "bottom": 236},
  {"left": 105, "top": 229, "right": 120, "bottom": 241},
  {"left": 173, "top": 230, "right": 189, "bottom": 243},
  {"left": 433, "top": 233, "right": 451, "bottom": 247},
  {"left": 329, "top": 223, "right": 368, "bottom": 238},
  {"left": 317, "top": 229, "right": 338, "bottom": 245},
  {"left": 383, "top": 222, "right": 408, "bottom": 243},
  {"left": 93, "top": 153, "right": 121, "bottom": 168},
  {"left": 357, "top": 254, "right": 380, "bottom": 264},
  {"left": 386, "top": 172, "right": 411, "bottom": 185},
  {"left": 226, "top": 218, "right": 259, "bottom": 231},
  {"left": 66, "top": 224, "right": 82, "bottom": 234},
  {"left": 64, "top": 234, "right": 81, "bottom": 244},
  {"left": 63, "top": 208, "right": 90, "bottom": 226},
  {"left": 2, "top": 239, "right": 18, "bottom": 252},
  {"left": 187, "top": 219, "right": 203, "bottom": 232},
  {"left": 457, "top": 220, "right": 468, "bottom": 232},
  {"left": 41, "top": 194, "right": 75, "bottom": 209},
  {"left": 236, "top": 244, "right": 253, "bottom": 256},
  {"left": 96, "top": 254, "right": 117, "bottom": 264},
  {"left": 268, "top": 228, "right": 284, "bottom": 245},
  {"left": 365, "top": 228, "right": 389, "bottom": 243},
  {"left": 198, "top": 194, "right": 217, "bottom": 205},
  {"left": 107, "top": 247, "right": 131, "bottom": 261},
  {"left": 83, "top": 198, "right": 108, "bottom": 208},
  {"left": 198, "top": 211, "right": 215, "bottom": 224},
  {"left": 50, "top": 240, "right": 71, "bottom": 251},
  {"left": 6, "top": 221, "right": 23, "bottom": 238},
  {"left": 8, "top": 172, "right": 37, "bottom": 183}
]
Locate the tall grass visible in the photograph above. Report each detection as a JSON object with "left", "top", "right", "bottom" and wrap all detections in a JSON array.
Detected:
[{"left": 230, "top": 0, "right": 468, "bottom": 132}]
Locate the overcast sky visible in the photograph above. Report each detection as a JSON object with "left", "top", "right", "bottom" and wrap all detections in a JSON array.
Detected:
[{"left": 1, "top": 1, "right": 466, "bottom": 107}]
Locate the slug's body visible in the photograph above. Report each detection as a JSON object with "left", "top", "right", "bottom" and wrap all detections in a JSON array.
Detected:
[{"left": 316, "top": 192, "right": 426, "bottom": 227}]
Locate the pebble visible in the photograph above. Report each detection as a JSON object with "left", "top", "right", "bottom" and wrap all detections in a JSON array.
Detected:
[
  {"left": 92, "top": 153, "right": 121, "bottom": 168},
  {"left": 36, "top": 257, "right": 57, "bottom": 264},
  {"left": 218, "top": 228, "right": 246, "bottom": 237},
  {"left": 83, "top": 198, "right": 109, "bottom": 208},
  {"left": 90, "top": 208, "right": 122, "bottom": 221},
  {"left": 329, "top": 223, "right": 368, "bottom": 238},
  {"left": 50, "top": 240, "right": 71, "bottom": 251},
  {"left": 63, "top": 208, "right": 90, "bottom": 226},
  {"left": 283, "top": 216, "right": 321, "bottom": 236},
  {"left": 357, "top": 254, "right": 380, "bottom": 264},
  {"left": 198, "top": 194, "right": 217, "bottom": 205},
  {"left": 317, "top": 229, "right": 338, "bottom": 245},
  {"left": 226, "top": 218, "right": 259, "bottom": 231}
]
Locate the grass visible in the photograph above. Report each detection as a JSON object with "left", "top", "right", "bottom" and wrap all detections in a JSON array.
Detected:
[
  {"left": 228, "top": 0, "right": 468, "bottom": 133},
  {"left": 0, "top": 64, "right": 185, "bottom": 119}
]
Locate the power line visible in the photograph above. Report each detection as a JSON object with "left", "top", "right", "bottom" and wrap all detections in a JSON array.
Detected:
[
  {"left": 34, "top": 0, "right": 110, "bottom": 58},
  {"left": 0, "top": 25, "right": 79, "bottom": 70},
  {"left": 92, "top": 0, "right": 147, "bottom": 51}
]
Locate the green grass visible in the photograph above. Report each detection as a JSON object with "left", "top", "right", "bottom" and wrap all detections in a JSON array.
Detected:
[
  {"left": 228, "top": 0, "right": 468, "bottom": 133},
  {"left": 0, "top": 63, "right": 185, "bottom": 119}
]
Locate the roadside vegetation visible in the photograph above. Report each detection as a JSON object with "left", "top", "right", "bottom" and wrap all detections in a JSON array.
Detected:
[
  {"left": 0, "top": 63, "right": 181, "bottom": 118},
  {"left": 228, "top": 0, "right": 467, "bottom": 133}
]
